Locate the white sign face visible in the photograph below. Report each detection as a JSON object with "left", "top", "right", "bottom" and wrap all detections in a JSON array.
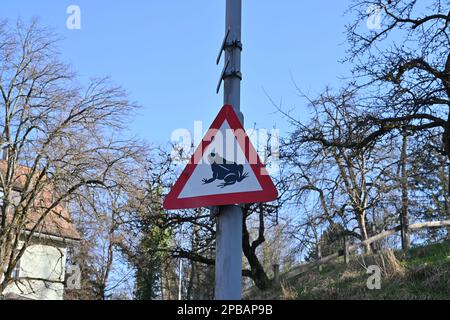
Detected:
[
  {"left": 164, "top": 105, "right": 278, "bottom": 210},
  {"left": 178, "top": 120, "right": 263, "bottom": 199}
]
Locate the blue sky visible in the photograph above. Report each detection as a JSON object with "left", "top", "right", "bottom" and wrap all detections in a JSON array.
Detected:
[{"left": 2, "top": 1, "right": 353, "bottom": 145}]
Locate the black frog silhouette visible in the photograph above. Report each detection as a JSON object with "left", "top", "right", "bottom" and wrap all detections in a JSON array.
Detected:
[{"left": 202, "top": 152, "right": 249, "bottom": 188}]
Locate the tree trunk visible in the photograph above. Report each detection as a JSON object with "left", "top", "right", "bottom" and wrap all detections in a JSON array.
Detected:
[
  {"left": 343, "top": 235, "right": 350, "bottom": 264},
  {"left": 400, "top": 128, "right": 410, "bottom": 250},
  {"left": 186, "top": 261, "right": 195, "bottom": 300},
  {"left": 444, "top": 163, "right": 450, "bottom": 240},
  {"left": 242, "top": 218, "right": 271, "bottom": 290},
  {"left": 357, "top": 211, "right": 371, "bottom": 253},
  {"left": 443, "top": 53, "right": 450, "bottom": 194},
  {"left": 317, "top": 240, "right": 323, "bottom": 272}
]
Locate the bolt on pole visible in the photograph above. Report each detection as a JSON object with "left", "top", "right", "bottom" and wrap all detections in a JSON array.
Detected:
[{"left": 215, "top": 0, "right": 243, "bottom": 300}]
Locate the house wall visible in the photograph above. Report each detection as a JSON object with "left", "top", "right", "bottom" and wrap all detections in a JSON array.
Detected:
[{"left": 3, "top": 241, "right": 67, "bottom": 300}]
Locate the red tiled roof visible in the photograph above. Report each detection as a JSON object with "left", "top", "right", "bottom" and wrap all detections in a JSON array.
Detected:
[{"left": 0, "top": 161, "right": 81, "bottom": 241}]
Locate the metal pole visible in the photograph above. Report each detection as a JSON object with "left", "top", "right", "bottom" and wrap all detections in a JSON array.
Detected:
[
  {"left": 178, "top": 225, "right": 183, "bottom": 300},
  {"left": 215, "top": 0, "right": 243, "bottom": 300},
  {"left": 178, "top": 258, "right": 183, "bottom": 300}
]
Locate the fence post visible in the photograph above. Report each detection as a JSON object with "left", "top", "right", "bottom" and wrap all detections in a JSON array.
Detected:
[
  {"left": 343, "top": 235, "right": 350, "bottom": 265},
  {"left": 317, "top": 241, "right": 323, "bottom": 272},
  {"left": 273, "top": 264, "right": 280, "bottom": 285}
]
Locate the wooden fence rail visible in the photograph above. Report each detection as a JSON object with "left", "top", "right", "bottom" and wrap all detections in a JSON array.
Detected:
[{"left": 243, "top": 220, "right": 450, "bottom": 298}]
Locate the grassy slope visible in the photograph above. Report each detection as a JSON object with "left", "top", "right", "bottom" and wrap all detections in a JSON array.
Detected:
[{"left": 255, "top": 241, "right": 450, "bottom": 300}]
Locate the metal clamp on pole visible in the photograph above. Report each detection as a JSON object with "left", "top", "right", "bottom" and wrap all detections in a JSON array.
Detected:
[
  {"left": 224, "top": 70, "right": 243, "bottom": 80},
  {"left": 209, "top": 206, "right": 220, "bottom": 220},
  {"left": 216, "top": 29, "right": 230, "bottom": 65},
  {"left": 210, "top": 203, "right": 245, "bottom": 220},
  {"left": 216, "top": 29, "right": 243, "bottom": 66},
  {"left": 224, "top": 40, "right": 243, "bottom": 52},
  {"left": 216, "top": 60, "right": 243, "bottom": 94},
  {"left": 216, "top": 28, "right": 243, "bottom": 94},
  {"left": 216, "top": 59, "right": 229, "bottom": 94}
]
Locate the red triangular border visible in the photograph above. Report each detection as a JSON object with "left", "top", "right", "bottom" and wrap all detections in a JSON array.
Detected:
[{"left": 163, "top": 105, "right": 278, "bottom": 210}]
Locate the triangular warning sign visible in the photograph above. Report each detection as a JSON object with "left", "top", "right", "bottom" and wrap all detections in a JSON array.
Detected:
[{"left": 164, "top": 105, "right": 278, "bottom": 210}]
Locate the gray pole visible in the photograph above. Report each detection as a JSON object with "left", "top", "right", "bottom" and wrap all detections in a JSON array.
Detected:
[
  {"left": 215, "top": 0, "right": 243, "bottom": 300},
  {"left": 178, "top": 224, "right": 184, "bottom": 300},
  {"left": 178, "top": 257, "right": 183, "bottom": 300}
]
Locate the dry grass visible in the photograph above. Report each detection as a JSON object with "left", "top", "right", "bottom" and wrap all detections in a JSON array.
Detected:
[
  {"left": 280, "top": 282, "right": 298, "bottom": 300},
  {"left": 247, "top": 241, "right": 450, "bottom": 300},
  {"left": 382, "top": 249, "right": 406, "bottom": 278},
  {"left": 359, "top": 244, "right": 448, "bottom": 299}
]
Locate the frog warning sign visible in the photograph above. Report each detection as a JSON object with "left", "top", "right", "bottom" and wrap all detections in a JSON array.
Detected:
[{"left": 163, "top": 105, "right": 278, "bottom": 210}]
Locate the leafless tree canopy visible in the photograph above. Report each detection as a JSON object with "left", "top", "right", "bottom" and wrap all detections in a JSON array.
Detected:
[
  {"left": 306, "top": 1, "right": 450, "bottom": 157},
  {"left": 0, "top": 19, "right": 141, "bottom": 294}
]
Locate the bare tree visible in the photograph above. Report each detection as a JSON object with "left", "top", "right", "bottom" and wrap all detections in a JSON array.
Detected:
[
  {"left": 281, "top": 87, "right": 404, "bottom": 253},
  {"left": 284, "top": 0, "right": 450, "bottom": 253},
  {"left": 314, "top": 1, "right": 450, "bottom": 171},
  {"left": 408, "top": 133, "right": 450, "bottom": 240},
  {"left": 0, "top": 19, "right": 140, "bottom": 296}
]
